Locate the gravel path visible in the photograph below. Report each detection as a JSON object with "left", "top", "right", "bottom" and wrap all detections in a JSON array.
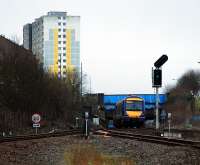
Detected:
[{"left": 0, "top": 135, "right": 199, "bottom": 165}]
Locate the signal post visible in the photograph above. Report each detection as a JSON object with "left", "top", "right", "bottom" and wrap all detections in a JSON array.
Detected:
[{"left": 153, "top": 55, "right": 168, "bottom": 130}]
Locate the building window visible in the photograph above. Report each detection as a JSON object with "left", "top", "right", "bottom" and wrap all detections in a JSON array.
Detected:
[
  {"left": 63, "top": 59, "right": 66, "bottom": 62},
  {"left": 63, "top": 53, "right": 66, "bottom": 56},
  {"left": 63, "top": 29, "right": 66, "bottom": 32},
  {"left": 63, "top": 17, "right": 66, "bottom": 20},
  {"left": 63, "top": 41, "right": 66, "bottom": 44},
  {"left": 58, "top": 35, "right": 61, "bottom": 38},
  {"left": 63, "top": 65, "right": 66, "bottom": 68},
  {"left": 63, "top": 35, "right": 66, "bottom": 38},
  {"left": 63, "top": 22, "right": 66, "bottom": 26},
  {"left": 58, "top": 22, "right": 61, "bottom": 26},
  {"left": 58, "top": 47, "right": 61, "bottom": 50},
  {"left": 58, "top": 29, "right": 61, "bottom": 32},
  {"left": 58, "top": 17, "right": 61, "bottom": 19},
  {"left": 58, "top": 41, "right": 61, "bottom": 44},
  {"left": 63, "top": 47, "right": 66, "bottom": 50}
]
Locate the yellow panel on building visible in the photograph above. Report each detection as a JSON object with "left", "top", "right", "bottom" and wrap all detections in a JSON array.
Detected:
[
  {"left": 66, "top": 29, "right": 76, "bottom": 73},
  {"left": 66, "top": 29, "right": 71, "bottom": 66},
  {"left": 53, "top": 29, "right": 58, "bottom": 74}
]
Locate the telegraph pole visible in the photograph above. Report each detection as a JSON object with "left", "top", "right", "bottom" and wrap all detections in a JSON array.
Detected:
[
  {"left": 153, "top": 55, "right": 168, "bottom": 130},
  {"left": 89, "top": 76, "right": 91, "bottom": 94},
  {"left": 80, "top": 62, "right": 82, "bottom": 97},
  {"left": 80, "top": 62, "right": 83, "bottom": 105}
]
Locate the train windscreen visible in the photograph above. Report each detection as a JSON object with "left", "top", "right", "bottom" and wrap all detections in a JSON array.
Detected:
[{"left": 125, "top": 101, "right": 143, "bottom": 111}]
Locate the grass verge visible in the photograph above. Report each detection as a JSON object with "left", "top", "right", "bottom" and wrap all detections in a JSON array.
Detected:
[{"left": 64, "top": 144, "right": 135, "bottom": 165}]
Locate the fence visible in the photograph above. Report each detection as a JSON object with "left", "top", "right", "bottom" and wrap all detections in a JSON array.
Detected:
[{"left": 0, "top": 110, "right": 73, "bottom": 136}]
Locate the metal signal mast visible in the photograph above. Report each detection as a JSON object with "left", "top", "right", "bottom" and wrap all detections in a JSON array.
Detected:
[{"left": 153, "top": 55, "right": 168, "bottom": 130}]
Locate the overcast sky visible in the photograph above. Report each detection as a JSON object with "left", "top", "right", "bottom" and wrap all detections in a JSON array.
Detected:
[{"left": 1, "top": 0, "right": 200, "bottom": 94}]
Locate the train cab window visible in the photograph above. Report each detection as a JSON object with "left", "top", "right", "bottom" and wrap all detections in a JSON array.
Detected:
[{"left": 126, "top": 101, "right": 143, "bottom": 111}]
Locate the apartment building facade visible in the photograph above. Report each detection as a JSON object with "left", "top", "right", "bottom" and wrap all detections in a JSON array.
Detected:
[{"left": 23, "top": 11, "right": 80, "bottom": 78}]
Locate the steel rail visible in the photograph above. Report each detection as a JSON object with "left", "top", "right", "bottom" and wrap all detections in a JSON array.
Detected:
[
  {"left": 94, "top": 129, "right": 200, "bottom": 149},
  {"left": 0, "top": 129, "right": 82, "bottom": 143}
]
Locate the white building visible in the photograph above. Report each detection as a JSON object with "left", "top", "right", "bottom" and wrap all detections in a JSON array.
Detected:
[{"left": 23, "top": 11, "right": 80, "bottom": 78}]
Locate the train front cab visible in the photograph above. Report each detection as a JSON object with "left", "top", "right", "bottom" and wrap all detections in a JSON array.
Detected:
[{"left": 115, "top": 96, "right": 145, "bottom": 127}]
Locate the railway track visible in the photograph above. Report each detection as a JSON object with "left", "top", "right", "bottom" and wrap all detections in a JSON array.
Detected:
[
  {"left": 0, "top": 129, "right": 82, "bottom": 143},
  {"left": 94, "top": 129, "right": 200, "bottom": 149},
  {"left": 113, "top": 128, "right": 157, "bottom": 135}
]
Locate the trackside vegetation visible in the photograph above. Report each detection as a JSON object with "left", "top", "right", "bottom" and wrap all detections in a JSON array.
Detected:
[
  {"left": 165, "top": 70, "right": 200, "bottom": 126},
  {"left": 0, "top": 36, "right": 84, "bottom": 133}
]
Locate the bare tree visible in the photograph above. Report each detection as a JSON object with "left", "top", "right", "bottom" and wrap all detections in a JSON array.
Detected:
[{"left": 165, "top": 70, "right": 200, "bottom": 125}]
